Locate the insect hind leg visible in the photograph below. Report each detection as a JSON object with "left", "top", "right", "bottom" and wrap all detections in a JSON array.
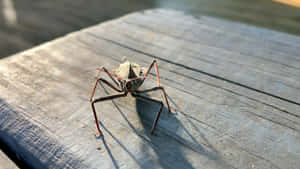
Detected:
[{"left": 91, "top": 92, "right": 128, "bottom": 136}]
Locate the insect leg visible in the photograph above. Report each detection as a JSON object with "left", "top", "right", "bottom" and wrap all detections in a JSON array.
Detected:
[
  {"left": 131, "top": 92, "right": 163, "bottom": 135},
  {"left": 135, "top": 87, "right": 171, "bottom": 113},
  {"left": 91, "top": 92, "right": 128, "bottom": 136},
  {"left": 90, "top": 70, "right": 102, "bottom": 102},
  {"left": 98, "top": 78, "right": 123, "bottom": 92},
  {"left": 141, "top": 60, "right": 171, "bottom": 112},
  {"left": 102, "top": 67, "right": 120, "bottom": 87},
  {"left": 90, "top": 67, "right": 125, "bottom": 102},
  {"left": 144, "top": 60, "right": 161, "bottom": 86}
]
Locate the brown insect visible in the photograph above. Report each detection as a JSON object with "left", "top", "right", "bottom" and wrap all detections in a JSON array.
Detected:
[{"left": 89, "top": 60, "right": 171, "bottom": 136}]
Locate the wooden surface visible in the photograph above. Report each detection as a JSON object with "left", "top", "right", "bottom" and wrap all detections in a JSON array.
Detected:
[
  {"left": 1, "top": 0, "right": 300, "bottom": 58},
  {"left": 0, "top": 9, "right": 300, "bottom": 169},
  {"left": 0, "top": 150, "right": 18, "bottom": 169}
]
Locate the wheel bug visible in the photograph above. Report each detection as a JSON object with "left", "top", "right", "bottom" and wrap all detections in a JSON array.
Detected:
[{"left": 89, "top": 60, "right": 171, "bottom": 136}]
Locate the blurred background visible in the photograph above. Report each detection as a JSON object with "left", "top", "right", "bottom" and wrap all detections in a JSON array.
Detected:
[{"left": 0, "top": 0, "right": 300, "bottom": 59}]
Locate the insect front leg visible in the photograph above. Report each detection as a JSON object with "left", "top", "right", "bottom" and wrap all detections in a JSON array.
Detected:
[
  {"left": 90, "top": 69, "right": 102, "bottom": 102},
  {"left": 102, "top": 67, "right": 121, "bottom": 87},
  {"left": 98, "top": 78, "right": 123, "bottom": 93},
  {"left": 90, "top": 67, "right": 125, "bottom": 102}
]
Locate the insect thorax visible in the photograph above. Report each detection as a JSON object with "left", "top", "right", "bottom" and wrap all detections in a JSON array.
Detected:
[
  {"left": 114, "top": 60, "right": 147, "bottom": 91},
  {"left": 123, "top": 78, "right": 144, "bottom": 91}
]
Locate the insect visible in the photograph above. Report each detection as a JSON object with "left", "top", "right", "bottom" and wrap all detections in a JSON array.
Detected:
[{"left": 89, "top": 59, "right": 171, "bottom": 136}]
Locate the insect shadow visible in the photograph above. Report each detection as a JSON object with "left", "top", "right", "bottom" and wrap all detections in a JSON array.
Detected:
[
  {"left": 134, "top": 93, "right": 196, "bottom": 169},
  {"left": 98, "top": 83, "right": 234, "bottom": 169}
]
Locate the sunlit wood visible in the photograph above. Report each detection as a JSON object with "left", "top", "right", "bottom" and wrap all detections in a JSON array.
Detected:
[{"left": 273, "top": 0, "right": 300, "bottom": 7}]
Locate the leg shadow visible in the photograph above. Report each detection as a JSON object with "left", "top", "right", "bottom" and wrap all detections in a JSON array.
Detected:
[
  {"left": 135, "top": 92, "right": 237, "bottom": 169},
  {"left": 97, "top": 83, "right": 144, "bottom": 168},
  {"left": 135, "top": 93, "right": 196, "bottom": 169},
  {"left": 100, "top": 135, "right": 119, "bottom": 169}
]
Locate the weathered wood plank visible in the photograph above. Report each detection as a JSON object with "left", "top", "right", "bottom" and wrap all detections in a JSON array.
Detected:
[
  {"left": 0, "top": 9, "right": 299, "bottom": 169},
  {"left": 83, "top": 10, "right": 300, "bottom": 108}
]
